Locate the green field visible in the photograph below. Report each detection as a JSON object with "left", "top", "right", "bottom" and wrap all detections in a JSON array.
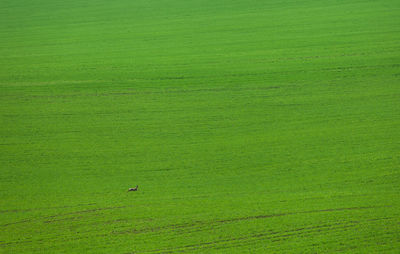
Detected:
[{"left": 1, "top": 0, "right": 399, "bottom": 252}]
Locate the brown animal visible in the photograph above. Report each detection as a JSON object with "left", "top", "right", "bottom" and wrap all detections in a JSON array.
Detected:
[{"left": 128, "top": 185, "right": 138, "bottom": 192}]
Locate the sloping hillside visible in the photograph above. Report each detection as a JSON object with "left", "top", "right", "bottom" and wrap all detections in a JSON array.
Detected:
[{"left": 1, "top": 0, "right": 399, "bottom": 252}]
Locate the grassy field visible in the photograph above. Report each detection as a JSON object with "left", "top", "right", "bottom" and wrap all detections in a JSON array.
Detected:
[{"left": 1, "top": 0, "right": 399, "bottom": 252}]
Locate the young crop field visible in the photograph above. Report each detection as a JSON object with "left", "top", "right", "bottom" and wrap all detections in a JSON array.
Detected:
[{"left": 1, "top": 0, "right": 399, "bottom": 253}]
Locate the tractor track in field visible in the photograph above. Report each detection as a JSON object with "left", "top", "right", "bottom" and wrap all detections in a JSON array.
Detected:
[
  {"left": 9, "top": 85, "right": 283, "bottom": 101},
  {"left": 0, "top": 203, "right": 97, "bottom": 214},
  {"left": 0, "top": 222, "right": 344, "bottom": 248},
  {"left": 1, "top": 204, "right": 391, "bottom": 229},
  {"left": 1, "top": 213, "right": 392, "bottom": 248},
  {"left": 131, "top": 217, "right": 393, "bottom": 253},
  {"left": 114, "top": 205, "right": 390, "bottom": 236},
  {"left": 0, "top": 205, "right": 128, "bottom": 227}
]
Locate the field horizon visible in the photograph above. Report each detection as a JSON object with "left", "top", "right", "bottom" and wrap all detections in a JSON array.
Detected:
[{"left": 1, "top": 0, "right": 399, "bottom": 252}]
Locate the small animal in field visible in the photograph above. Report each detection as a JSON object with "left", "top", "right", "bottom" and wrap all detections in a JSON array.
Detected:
[{"left": 128, "top": 185, "right": 138, "bottom": 192}]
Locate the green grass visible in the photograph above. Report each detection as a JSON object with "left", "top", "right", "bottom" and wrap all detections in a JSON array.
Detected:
[{"left": 1, "top": 0, "right": 399, "bottom": 252}]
